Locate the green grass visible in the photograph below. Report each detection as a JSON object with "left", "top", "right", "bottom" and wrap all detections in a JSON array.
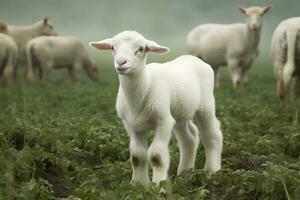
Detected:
[{"left": 0, "top": 58, "right": 299, "bottom": 200}]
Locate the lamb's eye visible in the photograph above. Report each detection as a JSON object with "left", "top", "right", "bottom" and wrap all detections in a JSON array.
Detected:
[
  {"left": 112, "top": 46, "right": 115, "bottom": 51},
  {"left": 138, "top": 47, "right": 144, "bottom": 53}
]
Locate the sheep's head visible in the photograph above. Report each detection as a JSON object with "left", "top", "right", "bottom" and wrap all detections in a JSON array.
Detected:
[
  {"left": 39, "top": 17, "right": 57, "bottom": 36},
  {"left": 237, "top": 6, "right": 272, "bottom": 31},
  {"left": 0, "top": 21, "right": 8, "bottom": 34},
  {"left": 89, "top": 31, "right": 169, "bottom": 75},
  {"left": 85, "top": 62, "right": 99, "bottom": 81}
]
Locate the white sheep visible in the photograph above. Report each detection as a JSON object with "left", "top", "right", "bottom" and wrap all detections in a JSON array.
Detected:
[
  {"left": 271, "top": 17, "right": 300, "bottom": 104},
  {"left": 0, "top": 22, "right": 18, "bottom": 86},
  {"left": 186, "top": 6, "right": 271, "bottom": 88},
  {"left": 89, "top": 31, "right": 223, "bottom": 184},
  {"left": 26, "top": 36, "right": 98, "bottom": 81},
  {"left": 7, "top": 18, "right": 57, "bottom": 72}
]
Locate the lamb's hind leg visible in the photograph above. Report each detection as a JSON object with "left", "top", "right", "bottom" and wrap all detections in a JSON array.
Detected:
[
  {"left": 276, "top": 65, "right": 286, "bottom": 104},
  {"left": 174, "top": 121, "right": 199, "bottom": 175},
  {"left": 293, "top": 76, "right": 300, "bottom": 100},
  {"left": 213, "top": 66, "right": 220, "bottom": 88},
  {"left": 39, "top": 61, "right": 52, "bottom": 80},
  {"left": 279, "top": 61, "right": 294, "bottom": 103},
  {"left": 196, "top": 99, "right": 223, "bottom": 171},
  {"left": 2, "top": 64, "right": 13, "bottom": 86}
]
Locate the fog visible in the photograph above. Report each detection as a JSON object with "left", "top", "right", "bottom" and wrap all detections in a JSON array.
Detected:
[{"left": 0, "top": 0, "right": 299, "bottom": 53}]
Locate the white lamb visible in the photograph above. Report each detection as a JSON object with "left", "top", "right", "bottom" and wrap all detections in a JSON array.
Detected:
[
  {"left": 186, "top": 6, "right": 271, "bottom": 88},
  {"left": 271, "top": 17, "right": 300, "bottom": 104},
  {"left": 7, "top": 18, "right": 57, "bottom": 70},
  {"left": 26, "top": 36, "right": 98, "bottom": 81},
  {"left": 89, "top": 31, "right": 223, "bottom": 184},
  {"left": 0, "top": 22, "right": 18, "bottom": 86}
]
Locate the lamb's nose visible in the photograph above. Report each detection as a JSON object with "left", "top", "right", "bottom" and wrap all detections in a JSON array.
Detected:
[
  {"left": 116, "top": 58, "right": 127, "bottom": 66},
  {"left": 252, "top": 24, "right": 259, "bottom": 29}
]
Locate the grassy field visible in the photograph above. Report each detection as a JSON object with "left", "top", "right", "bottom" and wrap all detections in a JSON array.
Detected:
[{"left": 0, "top": 57, "right": 300, "bottom": 200}]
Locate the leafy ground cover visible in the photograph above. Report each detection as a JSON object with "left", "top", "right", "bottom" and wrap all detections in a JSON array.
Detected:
[{"left": 0, "top": 60, "right": 299, "bottom": 200}]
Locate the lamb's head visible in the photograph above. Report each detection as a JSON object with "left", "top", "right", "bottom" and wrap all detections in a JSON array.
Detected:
[
  {"left": 84, "top": 62, "right": 99, "bottom": 81},
  {"left": 89, "top": 31, "right": 169, "bottom": 75},
  {"left": 0, "top": 21, "right": 8, "bottom": 34},
  {"left": 38, "top": 18, "right": 57, "bottom": 36},
  {"left": 237, "top": 6, "right": 272, "bottom": 31}
]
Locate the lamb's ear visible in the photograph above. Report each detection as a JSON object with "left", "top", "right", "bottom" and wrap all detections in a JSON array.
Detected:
[
  {"left": 145, "top": 40, "right": 169, "bottom": 53},
  {"left": 237, "top": 5, "right": 247, "bottom": 14},
  {"left": 89, "top": 39, "right": 113, "bottom": 50},
  {"left": 43, "top": 17, "right": 48, "bottom": 25},
  {"left": 262, "top": 5, "right": 272, "bottom": 15}
]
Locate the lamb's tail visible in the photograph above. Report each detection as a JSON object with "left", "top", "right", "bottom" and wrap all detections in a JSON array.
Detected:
[
  {"left": 25, "top": 43, "right": 35, "bottom": 81},
  {"left": 283, "top": 27, "right": 298, "bottom": 83}
]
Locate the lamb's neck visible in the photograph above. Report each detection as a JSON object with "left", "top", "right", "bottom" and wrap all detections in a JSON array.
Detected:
[
  {"left": 12, "top": 23, "right": 38, "bottom": 32},
  {"left": 8, "top": 24, "right": 39, "bottom": 41},
  {"left": 119, "top": 69, "right": 149, "bottom": 106},
  {"left": 30, "top": 23, "right": 43, "bottom": 37},
  {"left": 245, "top": 26, "right": 261, "bottom": 52}
]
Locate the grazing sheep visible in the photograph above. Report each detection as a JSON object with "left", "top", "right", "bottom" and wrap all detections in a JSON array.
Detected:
[
  {"left": 0, "top": 22, "right": 18, "bottom": 86},
  {"left": 89, "top": 31, "right": 223, "bottom": 184},
  {"left": 271, "top": 17, "right": 300, "bottom": 104},
  {"left": 26, "top": 36, "right": 98, "bottom": 81},
  {"left": 7, "top": 18, "right": 57, "bottom": 73},
  {"left": 187, "top": 6, "right": 272, "bottom": 88}
]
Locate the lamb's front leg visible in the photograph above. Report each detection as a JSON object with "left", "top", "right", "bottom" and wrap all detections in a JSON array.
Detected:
[
  {"left": 241, "top": 55, "right": 256, "bottom": 86},
  {"left": 240, "top": 64, "right": 252, "bottom": 86},
  {"left": 124, "top": 122, "right": 149, "bottom": 185},
  {"left": 148, "top": 116, "right": 175, "bottom": 184},
  {"left": 228, "top": 59, "right": 242, "bottom": 88}
]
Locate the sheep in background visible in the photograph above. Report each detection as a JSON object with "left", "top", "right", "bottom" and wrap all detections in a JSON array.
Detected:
[
  {"left": 187, "top": 6, "right": 271, "bottom": 88},
  {"left": 90, "top": 31, "right": 223, "bottom": 184},
  {"left": 7, "top": 18, "right": 57, "bottom": 76},
  {"left": 26, "top": 36, "right": 98, "bottom": 81},
  {"left": 0, "top": 22, "right": 18, "bottom": 86},
  {"left": 271, "top": 17, "right": 300, "bottom": 104}
]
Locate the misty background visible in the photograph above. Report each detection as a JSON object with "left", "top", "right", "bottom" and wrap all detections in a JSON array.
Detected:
[{"left": 0, "top": 0, "right": 299, "bottom": 62}]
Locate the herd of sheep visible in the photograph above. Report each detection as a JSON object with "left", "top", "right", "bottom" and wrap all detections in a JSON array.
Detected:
[
  {"left": 0, "top": 18, "right": 98, "bottom": 85},
  {"left": 1, "top": 5, "right": 300, "bottom": 185}
]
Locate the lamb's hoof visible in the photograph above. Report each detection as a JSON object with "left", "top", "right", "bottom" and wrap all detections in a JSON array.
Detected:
[{"left": 158, "top": 179, "right": 172, "bottom": 195}]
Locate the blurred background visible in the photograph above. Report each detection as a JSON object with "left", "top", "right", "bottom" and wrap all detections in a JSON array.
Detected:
[
  {"left": 1, "top": 1, "right": 300, "bottom": 199},
  {"left": 0, "top": 0, "right": 299, "bottom": 61}
]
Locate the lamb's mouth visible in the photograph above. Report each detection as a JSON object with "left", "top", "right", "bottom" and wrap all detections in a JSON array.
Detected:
[{"left": 116, "top": 67, "right": 131, "bottom": 74}]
